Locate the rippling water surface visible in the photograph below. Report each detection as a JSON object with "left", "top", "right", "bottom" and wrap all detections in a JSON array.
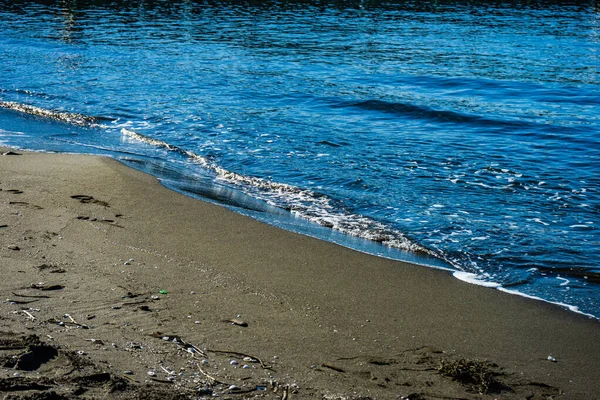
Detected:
[{"left": 1, "top": 0, "right": 599, "bottom": 317}]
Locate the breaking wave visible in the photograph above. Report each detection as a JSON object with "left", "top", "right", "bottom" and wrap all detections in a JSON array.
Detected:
[
  {"left": 120, "top": 128, "right": 431, "bottom": 255},
  {"left": 0, "top": 101, "right": 109, "bottom": 127}
]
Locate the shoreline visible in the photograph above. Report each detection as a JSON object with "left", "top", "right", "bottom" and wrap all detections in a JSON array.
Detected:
[{"left": 1, "top": 149, "right": 599, "bottom": 399}]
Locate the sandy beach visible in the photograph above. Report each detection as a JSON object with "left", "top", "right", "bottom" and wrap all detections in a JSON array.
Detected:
[{"left": 1, "top": 149, "right": 599, "bottom": 399}]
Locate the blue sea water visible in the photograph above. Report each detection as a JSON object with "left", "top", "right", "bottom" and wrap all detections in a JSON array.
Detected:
[{"left": 1, "top": 0, "right": 599, "bottom": 317}]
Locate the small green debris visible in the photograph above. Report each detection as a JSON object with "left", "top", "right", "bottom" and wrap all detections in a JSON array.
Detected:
[{"left": 158, "top": 290, "right": 168, "bottom": 295}]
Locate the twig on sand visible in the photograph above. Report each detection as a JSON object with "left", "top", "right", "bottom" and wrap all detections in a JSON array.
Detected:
[
  {"left": 196, "top": 364, "right": 226, "bottom": 385},
  {"left": 55, "top": 313, "right": 90, "bottom": 329},
  {"left": 149, "top": 332, "right": 208, "bottom": 358},
  {"left": 21, "top": 310, "right": 36, "bottom": 321},
  {"left": 280, "top": 385, "right": 289, "bottom": 400}
]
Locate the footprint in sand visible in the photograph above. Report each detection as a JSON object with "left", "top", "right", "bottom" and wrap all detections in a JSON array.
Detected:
[
  {"left": 9, "top": 201, "right": 43, "bottom": 210},
  {"left": 70, "top": 194, "right": 109, "bottom": 207}
]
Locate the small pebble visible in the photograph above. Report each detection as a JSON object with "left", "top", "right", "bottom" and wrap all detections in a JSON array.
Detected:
[
  {"left": 242, "top": 364, "right": 250, "bottom": 369},
  {"left": 547, "top": 355, "right": 557, "bottom": 362},
  {"left": 194, "top": 320, "right": 201, "bottom": 324},
  {"left": 8, "top": 245, "right": 20, "bottom": 251},
  {"left": 147, "top": 371, "right": 156, "bottom": 376},
  {"left": 228, "top": 384, "right": 240, "bottom": 391},
  {"left": 230, "top": 360, "right": 239, "bottom": 365},
  {"left": 124, "top": 370, "right": 134, "bottom": 375},
  {"left": 76, "top": 350, "right": 86, "bottom": 355}
]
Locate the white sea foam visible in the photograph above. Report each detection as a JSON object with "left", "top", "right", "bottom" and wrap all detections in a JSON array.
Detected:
[
  {"left": 454, "top": 272, "right": 598, "bottom": 320},
  {"left": 453, "top": 272, "right": 502, "bottom": 288},
  {"left": 0, "top": 100, "right": 104, "bottom": 127}
]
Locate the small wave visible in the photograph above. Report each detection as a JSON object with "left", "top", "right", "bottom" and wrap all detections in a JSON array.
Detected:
[
  {"left": 0, "top": 101, "right": 437, "bottom": 262},
  {"left": 121, "top": 128, "right": 432, "bottom": 256},
  {"left": 0, "top": 100, "right": 110, "bottom": 127}
]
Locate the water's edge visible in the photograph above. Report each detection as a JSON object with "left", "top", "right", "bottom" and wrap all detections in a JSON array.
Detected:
[{"left": 1, "top": 125, "right": 596, "bottom": 321}]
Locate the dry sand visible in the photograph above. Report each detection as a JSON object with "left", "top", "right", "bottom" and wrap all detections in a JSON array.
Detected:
[{"left": 1, "top": 149, "right": 599, "bottom": 399}]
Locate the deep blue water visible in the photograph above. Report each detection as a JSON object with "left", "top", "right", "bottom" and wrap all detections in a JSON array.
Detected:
[{"left": 1, "top": 0, "right": 599, "bottom": 317}]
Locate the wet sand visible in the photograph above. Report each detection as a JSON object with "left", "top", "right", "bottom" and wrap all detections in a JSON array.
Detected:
[{"left": 1, "top": 149, "right": 599, "bottom": 399}]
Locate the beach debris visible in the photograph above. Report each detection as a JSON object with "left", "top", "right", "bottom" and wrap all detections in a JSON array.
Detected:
[
  {"left": 147, "top": 370, "right": 156, "bottom": 376},
  {"left": 60, "top": 313, "right": 90, "bottom": 329},
  {"left": 149, "top": 332, "right": 208, "bottom": 358},
  {"left": 547, "top": 355, "right": 557, "bottom": 363},
  {"left": 159, "top": 289, "right": 168, "bottom": 295},
  {"left": 281, "top": 385, "right": 289, "bottom": 400},
  {"left": 438, "top": 358, "right": 503, "bottom": 395},
  {"left": 21, "top": 310, "right": 37, "bottom": 321},
  {"left": 8, "top": 245, "right": 20, "bottom": 250},
  {"left": 196, "top": 364, "right": 225, "bottom": 384},
  {"left": 224, "top": 318, "right": 248, "bottom": 327},
  {"left": 229, "top": 359, "right": 239, "bottom": 366},
  {"left": 6, "top": 189, "right": 23, "bottom": 194},
  {"left": 2, "top": 151, "right": 21, "bottom": 155},
  {"left": 207, "top": 349, "right": 270, "bottom": 370},
  {"left": 0, "top": 224, "right": 8, "bottom": 228},
  {"left": 76, "top": 350, "right": 87, "bottom": 356},
  {"left": 160, "top": 365, "right": 176, "bottom": 375}
]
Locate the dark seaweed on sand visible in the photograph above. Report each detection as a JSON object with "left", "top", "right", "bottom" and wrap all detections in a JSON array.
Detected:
[{"left": 438, "top": 358, "right": 506, "bottom": 394}]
